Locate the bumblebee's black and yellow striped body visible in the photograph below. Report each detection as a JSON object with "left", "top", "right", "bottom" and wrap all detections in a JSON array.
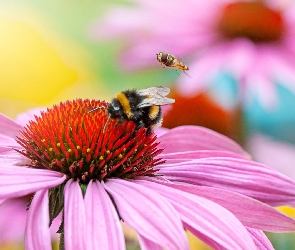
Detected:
[{"left": 107, "top": 87, "right": 174, "bottom": 133}]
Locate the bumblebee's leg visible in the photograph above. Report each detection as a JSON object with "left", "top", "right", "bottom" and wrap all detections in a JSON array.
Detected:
[
  {"left": 161, "top": 63, "right": 166, "bottom": 68},
  {"left": 135, "top": 121, "right": 145, "bottom": 130},
  {"left": 103, "top": 116, "right": 110, "bottom": 132},
  {"left": 146, "top": 127, "right": 153, "bottom": 135},
  {"left": 118, "top": 117, "right": 125, "bottom": 124}
]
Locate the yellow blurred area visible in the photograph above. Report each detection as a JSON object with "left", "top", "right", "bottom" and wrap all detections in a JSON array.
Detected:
[
  {"left": 0, "top": 16, "right": 77, "bottom": 101},
  {"left": 277, "top": 206, "right": 295, "bottom": 218},
  {"left": 0, "top": 5, "right": 109, "bottom": 118},
  {"left": 187, "top": 231, "right": 212, "bottom": 250},
  {"left": 122, "top": 222, "right": 213, "bottom": 249}
]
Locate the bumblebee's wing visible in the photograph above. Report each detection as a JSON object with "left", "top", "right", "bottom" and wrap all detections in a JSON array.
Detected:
[
  {"left": 137, "top": 97, "right": 175, "bottom": 108},
  {"left": 136, "top": 86, "right": 170, "bottom": 98}
]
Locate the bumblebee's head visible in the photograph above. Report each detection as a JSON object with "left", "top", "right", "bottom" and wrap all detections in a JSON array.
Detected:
[{"left": 107, "top": 101, "right": 122, "bottom": 119}]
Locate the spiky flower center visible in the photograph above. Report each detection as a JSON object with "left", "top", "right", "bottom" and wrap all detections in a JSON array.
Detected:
[
  {"left": 217, "top": 1, "right": 285, "bottom": 42},
  {"left": 16, "top": 99, "right": 164, "bottom": 184}
]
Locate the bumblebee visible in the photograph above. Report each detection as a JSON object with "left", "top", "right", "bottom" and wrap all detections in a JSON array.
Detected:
[
  {"left": 90, "top": 86, "right": 174, "bottom": 132},
  {"left": 156, "top": 51, "right": 190, "bottom": 76},
  {"left": 106, "top": 86, "right": 174, "bottom": 133}
]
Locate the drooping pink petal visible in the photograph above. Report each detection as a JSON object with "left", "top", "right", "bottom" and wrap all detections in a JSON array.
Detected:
[
  {"left": 159, "top": 157, "right": 295, "bottom": 206},
  {"left": 84, "top": 180, "right": 125, "bottom": 250},
  {"left": 154, "top": 127, "right": 169, "bottom": 137},
  {"left": 15, "top": 108, "right": 46, "bottom": 127},
  {"left": 0, "top": 166, "right": 66, "bottom": 200},
  {"left": 0, "top": 153, "right": 27, "bottom": 166},
  {"left": 158, "top": 126, "right": 247, "bottom": 156},
  {"left": 154, "top": 180, "right": 295, "bottom": 232},
  {"left": 0, "top": 113, "right": 23, "bottom": 138},
  {"left": 247, "top": 227, "right": 275, "bottom": 250},
  {"left": 0, "top": 146, "right": 22, "bottom": 155},
  {"left": 246, "top": 134, "right": 295, "bottom": 181},
  {"left": 137, "top": 234, "right": 163, "bottom": 250},
  {"left": 136, "top": 179, "right": 256, "bottom": 249},
  {"left": 176, "top": 40, "right": 236, "bottom": 96},
  {"left": 243, "top": 63, "right": 278, "bottom": 109},
  {"left": 160, "top": 150, "right": 248, "bottom": 165},
  {"left": 104, "top": 179, "right": 189, "bottom": 250},
  {"left": 268, "top": 49, "right": 295, "bottom": 95},
  {"left": 0, "top": 134, "right": 21, "bottom": 148},
  {"left": 25, "top": 189, "right": 51, "bottom": 250},
  {"left": 0, "top": 198, "right": 27, "bottom": 242},
  {"left": 64, "top": 179, "right": 87, "bottom": 250}
]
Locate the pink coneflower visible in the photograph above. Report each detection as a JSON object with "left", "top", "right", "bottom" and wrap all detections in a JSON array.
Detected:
[
  {"left": 93, "top": 0, "right": 295, "bottom": 108},
  {"left": 1, "top": 99, "right": 295, "bottom": 249}
]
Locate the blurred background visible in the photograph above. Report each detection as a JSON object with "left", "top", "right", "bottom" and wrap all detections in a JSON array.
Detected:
[{"left": 1, "top": 0, "right": 295, "bottom": 249}]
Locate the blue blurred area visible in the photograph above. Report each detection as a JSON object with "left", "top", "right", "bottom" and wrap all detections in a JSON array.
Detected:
[
  {"left": 208, "top": 72, "right": 295, "bottom": 145},
  {"left": 207, "top": 72, "right": 239, "bottom": 110},
  {"left": 244, "top": 83, "right": 295, "bottom": 144}
]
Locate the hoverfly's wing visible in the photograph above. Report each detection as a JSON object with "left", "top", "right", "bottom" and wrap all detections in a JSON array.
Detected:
[
  {"left": 137, "top": 97, "right": 175, "bottom": 108},
  {"left": 137, "top": 86, "right": 170, "bottom": 98}
]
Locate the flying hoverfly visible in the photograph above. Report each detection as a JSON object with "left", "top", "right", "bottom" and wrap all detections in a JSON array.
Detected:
[{"left": 156, "top": 51, "right": 190, "bottom": 77}]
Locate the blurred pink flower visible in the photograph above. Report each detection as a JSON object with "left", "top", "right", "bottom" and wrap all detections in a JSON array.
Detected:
[
  {"left": 1, "top": 99, "right": 295, "bottom": 249},
  {"left": 93, "top": 0, "right": 295, "bottom": 107},
  {"left": 247, "top": 134, "right": 295, "bottom": 180}
]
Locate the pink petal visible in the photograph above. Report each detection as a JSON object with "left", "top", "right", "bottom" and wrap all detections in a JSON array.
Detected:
[
  {"left": 0, "top": 134, "right": 20, "bottom": 148},
  {"left": 158, "top": 126, "right": 248, "bottom": 156},
  {"left": 0, "top": 146, "right": 22, "bottom": 155},
  {"left": 137, "top": 234, "right": 163, "bottom": 250},
  {"left": 176, "top": 49, "right": 226, "bottom": 95},
  {"left": 0, "top": 153, "right": 27, "bottom": 166},
  {"left": 104, "top": 179, "right": 189, "bottom": 250},
  {"left": 0, "top": 197, "right": 27, "bottom": 242},
  {"left": 0, "top": 166, "right": 66, "bottom": 199},
  {"left": 25, "top": 189, "right": 51, "bottom": 250},
  {"left": 0, "top": 113, "right": 23, "bottom": 138},
  {"left": 156, "top": 181, "right": 295, "bottom": 232},
  {"left": 64, "top": 179, "right": 87, "bottom": 250},
  {"left": 160, "top": 157, "right": 295, "bottom": 206},
  {"left": 15, "top": 108, "right": 46, "bottom": 127},
  {"left": 268, "top": 49, "right": 295, "bottom": 95},
  {"left": 136, "top": 179, "right": 256, "bottom": 249},
  {"left": 154, "top": 127, "right": 169, "bottom": 137},
  {"left": 247, "top": 228, "right": 275, "bottom": 250},
  {"left": 246, "top": 134, "right": 295, "bottom": 181},
  {"left": 160, "top": 150, "right": 248, "bottom": 164},
  {"left": 84, "top": 180, "right": 125, "bottom": 250},
  {"left": 244, "top": 71, "right": 278, "bottom": 110}
]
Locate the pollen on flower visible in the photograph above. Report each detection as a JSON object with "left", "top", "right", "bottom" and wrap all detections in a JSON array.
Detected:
[
  {"left": 217, "top": 1, "right": 285, "bottom": 42},
  {"left": 15, "top": 99, "right": 164, "bottom": 183}
]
